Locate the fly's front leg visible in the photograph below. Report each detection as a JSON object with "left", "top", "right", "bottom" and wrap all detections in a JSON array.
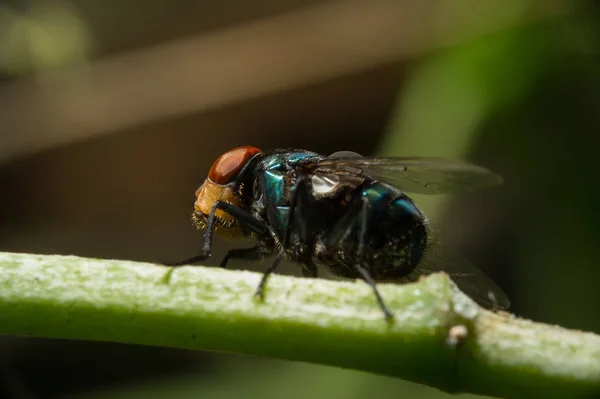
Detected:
[{"left": 164, "top": 200, "right": 267, "bottom": 282}]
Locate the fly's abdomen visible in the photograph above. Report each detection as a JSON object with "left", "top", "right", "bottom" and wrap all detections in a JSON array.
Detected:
[
  {"left": 325, "top": 182, "right": 427, "bottom": 281},
  {"left": 374, "top": 194, "right": 427, "bottom": 280}
]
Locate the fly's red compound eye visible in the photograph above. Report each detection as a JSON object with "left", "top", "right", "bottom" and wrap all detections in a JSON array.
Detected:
[{"left": 207, "top": 146, "right": 262, "bottom": 184}]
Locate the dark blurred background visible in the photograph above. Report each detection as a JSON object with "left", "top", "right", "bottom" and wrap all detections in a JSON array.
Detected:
[{"left": 0, "top": 1, "right": 598, "bottom": 398}]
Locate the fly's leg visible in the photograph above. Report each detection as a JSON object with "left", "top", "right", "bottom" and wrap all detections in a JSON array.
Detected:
[
  {"left": 355, "top": 196, "right": 393, "bottom": 320},
  {"left": 252, "top": 175, "right": 306, "bottom": 299},
  {"left": 254, "top": 250, "right": 285, "bottom": 300},
  {"left": 323, "top": 194, "right": 394, "bottom": 321},
  {"left": 302, "top": 263, "right": 318, "bottom": 278},
  {"left": 283, "top": 177, "right": 318, "bottom": 279},
  {"left": 220, "top": 246, "right": 271, "bottom": 268},
  {"left": 167, "top": 200, "right": 267, "bottom": 266},
  {"left": 165, "top": 254, "right": 208, "bottom": 268},
  {"left": 282, "top": 175, "right": 307, "bottom": 247},
  {"left": 164, "top": 201, "right": 267, "bottom": 282},
  {"left": 354, "top": 264, "right": 393, "bottom": 321}
]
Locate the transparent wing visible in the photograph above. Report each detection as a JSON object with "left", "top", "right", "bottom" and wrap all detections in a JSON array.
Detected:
[
  {"left": 300, "top": 156, "right": 502, "bottom": 195},
  {"left": 406, "top": 234, "right": 511, "bottom": 310}
]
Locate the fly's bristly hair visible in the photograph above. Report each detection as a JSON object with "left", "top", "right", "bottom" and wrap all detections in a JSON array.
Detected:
[
  {"left": 191, "top": 213, "right": 201, "bottom": 228},
  {"left": 191, "top": 205, "right": 240, "bottom": 231},
  {"left": 191, "top": 182, "right": 247, "bottom": 232},
  {"left": 191, "top": 213, "right": 206, "bottom": 230},
  {"left": 236, "top": 182, "right": 245, "bottom": 197}
]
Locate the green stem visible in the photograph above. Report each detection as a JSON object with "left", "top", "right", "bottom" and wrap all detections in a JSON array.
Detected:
[{"left": 0, "top": 252, "right": 598, "bottom": 398}]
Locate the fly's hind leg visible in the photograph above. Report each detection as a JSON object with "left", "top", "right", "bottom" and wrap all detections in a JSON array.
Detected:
[
  {"left": 355, "top": 197, "right": 394, "bottom": 321},
  {"left": 322, "top": 195, "right": 394, "bottom": 321}
]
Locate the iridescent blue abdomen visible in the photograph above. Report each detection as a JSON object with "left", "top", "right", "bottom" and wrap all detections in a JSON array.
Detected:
[{"left": 324, "top": 181, "right": 427, "bottom": 280}]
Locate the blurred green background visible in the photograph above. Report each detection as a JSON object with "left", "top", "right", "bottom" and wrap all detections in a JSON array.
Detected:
[{"left": 0, "top": 1, "right": 598, "bottom": 398}]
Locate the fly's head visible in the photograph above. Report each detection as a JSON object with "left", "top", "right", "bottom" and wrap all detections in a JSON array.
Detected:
[{"left": 193, "top": 146, "right": 262, "bottom": 239}]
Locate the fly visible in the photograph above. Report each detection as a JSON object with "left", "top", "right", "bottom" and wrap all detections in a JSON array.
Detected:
[{"left": 169, "top": 146, "right": 510, "bottom": 320}]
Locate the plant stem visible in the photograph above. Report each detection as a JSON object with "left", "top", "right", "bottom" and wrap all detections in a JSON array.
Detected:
[{"left": 0, "top": 252, "right": 598, "bottom": 398}]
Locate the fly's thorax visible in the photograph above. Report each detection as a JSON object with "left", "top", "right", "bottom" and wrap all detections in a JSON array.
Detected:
[{"left": 254, "top": 151, "right": 324, "bottom": 239}]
